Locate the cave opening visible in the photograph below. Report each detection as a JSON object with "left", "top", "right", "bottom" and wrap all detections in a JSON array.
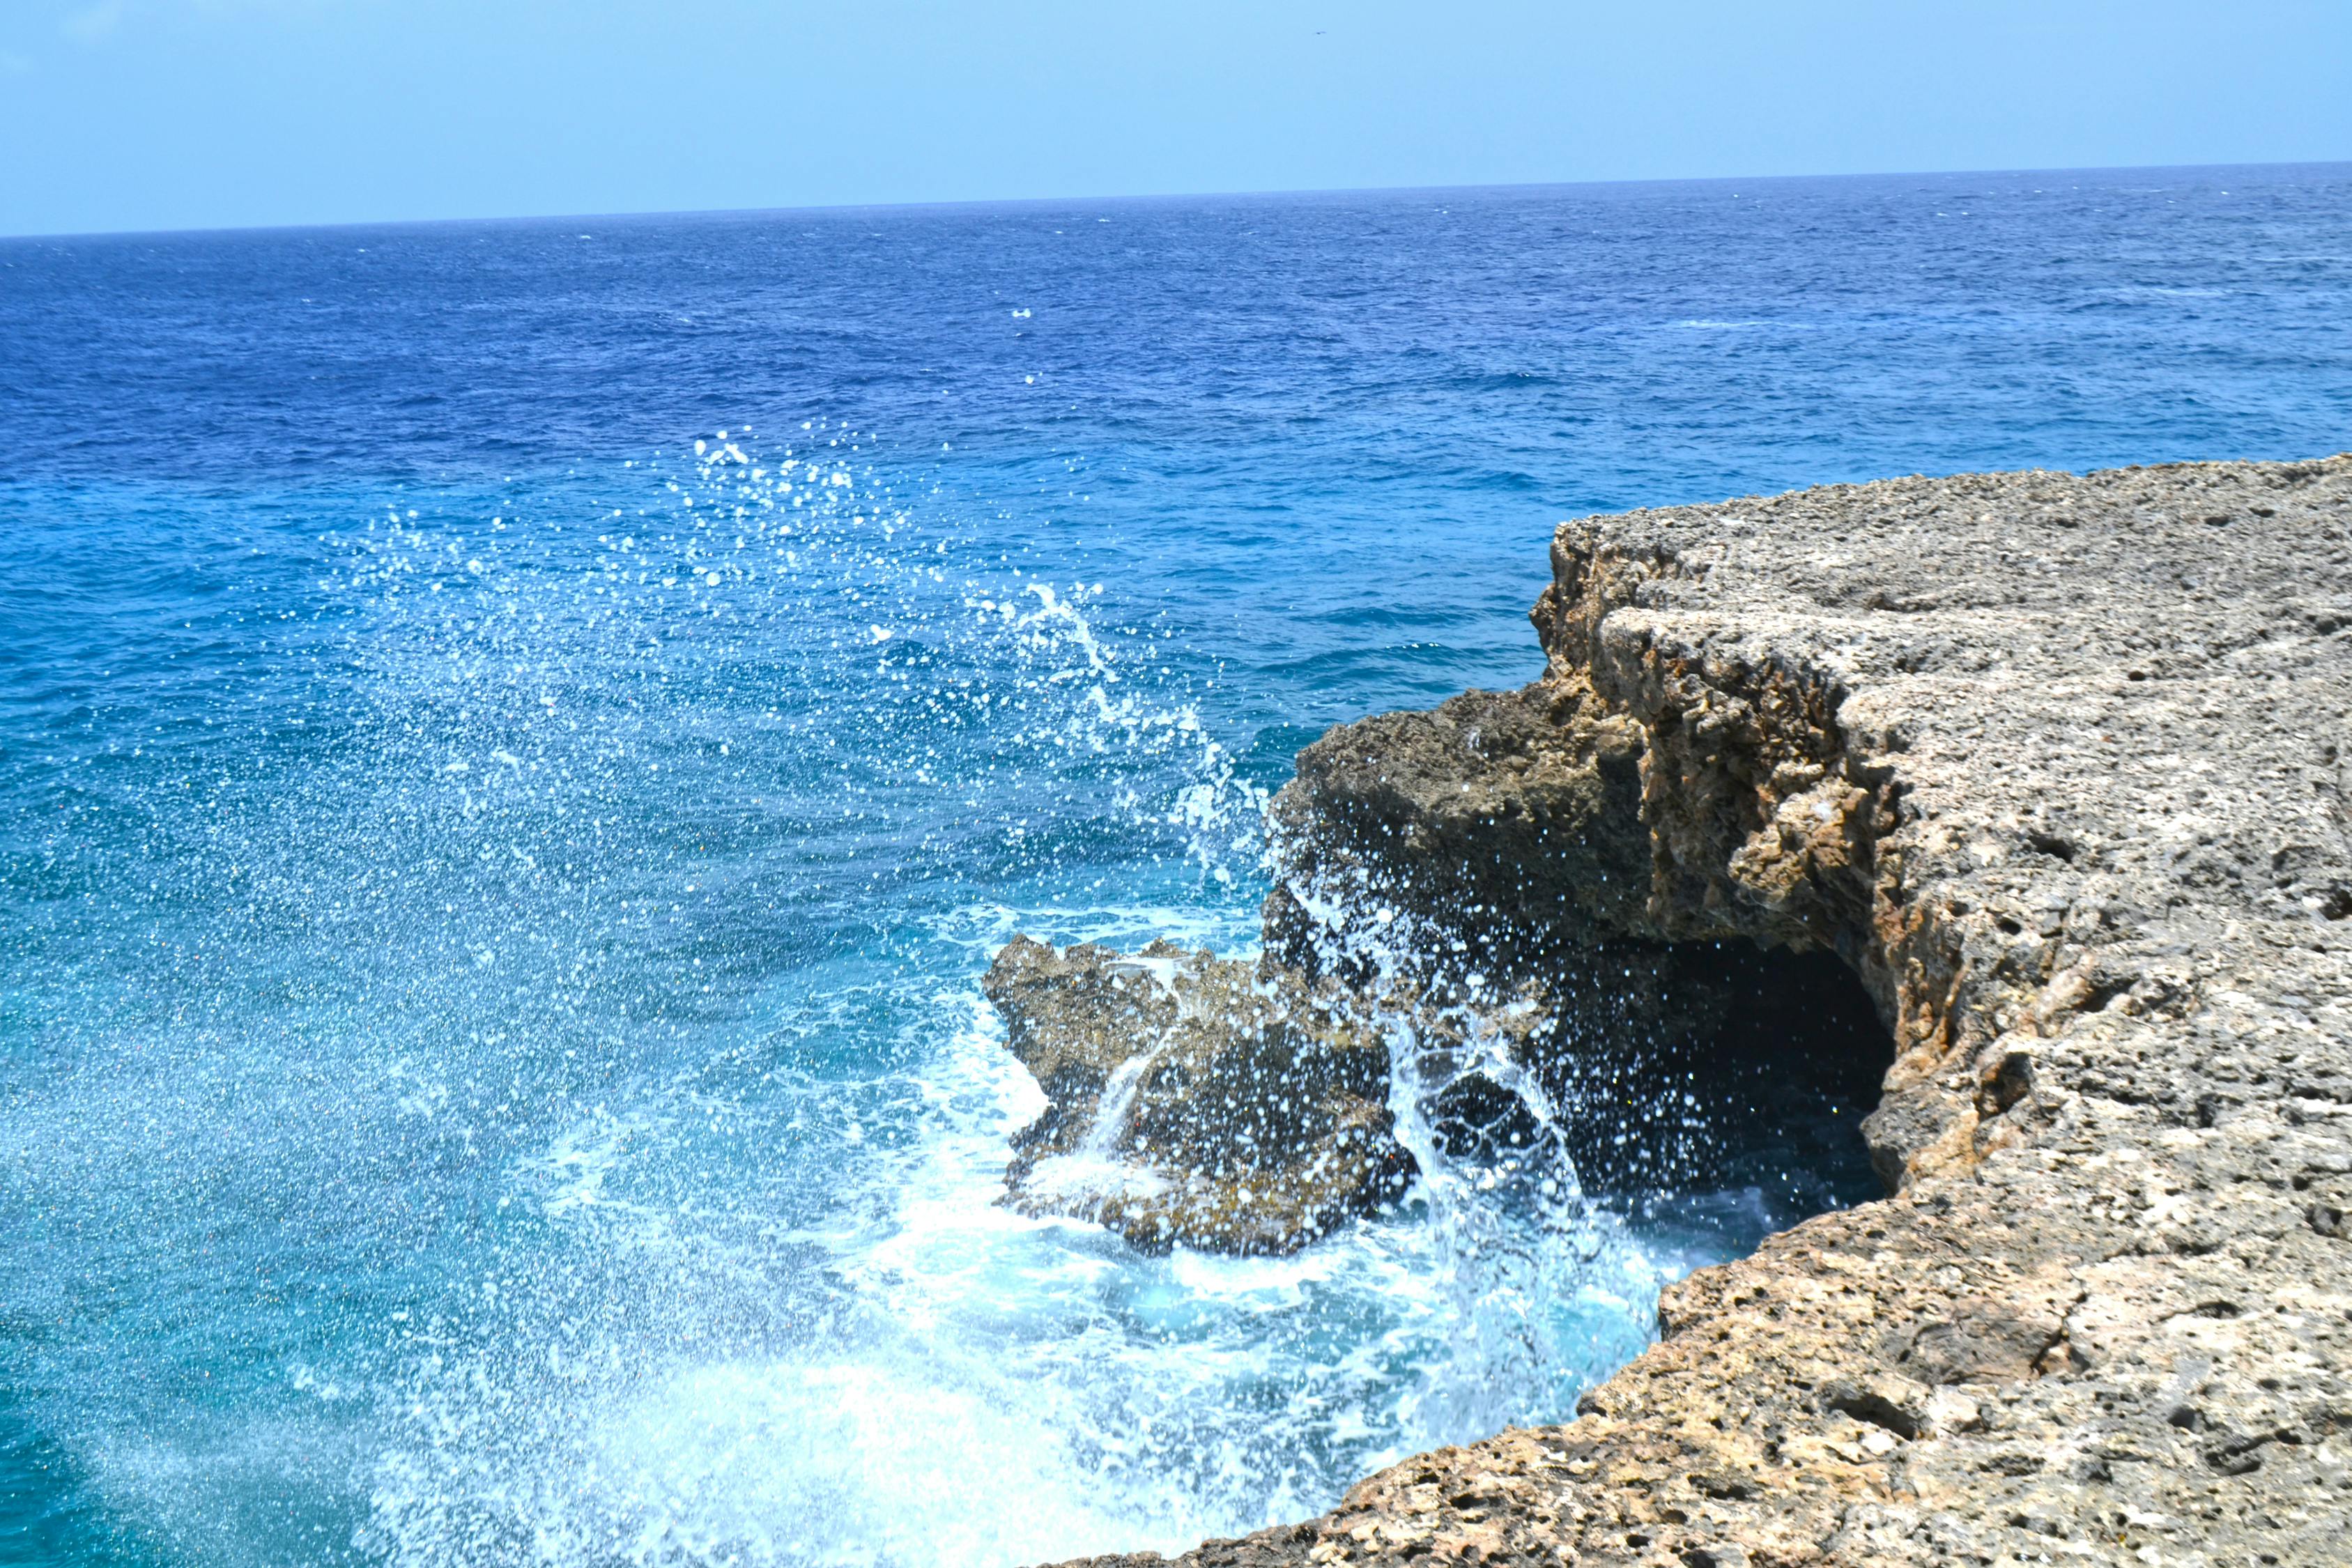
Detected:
[{"left": 1427, "top": 937, "right": 1896, "bottom": 1229}]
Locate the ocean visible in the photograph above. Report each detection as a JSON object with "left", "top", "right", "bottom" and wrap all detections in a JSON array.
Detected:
[{"left": 3, "top": 164, "right": 2348, "bottom": 1567}]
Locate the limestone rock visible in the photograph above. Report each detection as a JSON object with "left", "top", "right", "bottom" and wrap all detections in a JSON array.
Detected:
[{"left": 1045, "top": 456, "right": 2352, "bottom": 1568}]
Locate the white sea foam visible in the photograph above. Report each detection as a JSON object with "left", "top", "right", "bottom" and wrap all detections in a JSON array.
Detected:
[
  {"left": 348, "top": 923, "right": 1698, "bottom": 1566},
  {"left": 1019, "top": 1047, "right": 1171, "bottom": 1208}
]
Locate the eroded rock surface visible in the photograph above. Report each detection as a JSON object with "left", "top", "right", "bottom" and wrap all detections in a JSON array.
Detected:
[
  {"left": 1047, "top": 457, "right": 2352, "bottom": 1567},
  {"left": 984, "top": 935, "right": 1412, "bottom": 1254}
]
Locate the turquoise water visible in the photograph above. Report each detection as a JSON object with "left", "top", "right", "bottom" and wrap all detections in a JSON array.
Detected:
[{"left": 3, "top": 166, "right": 2349, "bottom": 1566}]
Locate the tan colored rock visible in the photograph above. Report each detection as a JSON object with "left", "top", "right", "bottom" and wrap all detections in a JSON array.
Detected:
[
  {"left": 1044, "top": 456, "right": 2352, "bottom": 1568},
  {"left": 983, "top": 935, "right": 1412, "bottom": 1254}
]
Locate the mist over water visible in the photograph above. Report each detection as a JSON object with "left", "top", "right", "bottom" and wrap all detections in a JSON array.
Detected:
[{"left": 3, "top": 167, "right": 2349, "bottom": 1566}]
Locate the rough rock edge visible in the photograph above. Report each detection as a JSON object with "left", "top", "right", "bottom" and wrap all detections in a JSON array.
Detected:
[
  {"left": 982, "top": 935, "right": 1413, "bottom": 1255},
  {"left": 1045, "top": 457, "right": 2352, "bottom": 1568}
]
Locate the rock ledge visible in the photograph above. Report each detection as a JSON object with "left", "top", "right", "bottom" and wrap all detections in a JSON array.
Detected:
[{"left": 1050, "top": 457, "right": 2352, "bottom": 1568}]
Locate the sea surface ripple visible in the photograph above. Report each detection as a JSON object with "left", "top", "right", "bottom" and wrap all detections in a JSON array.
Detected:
[{"left": 2, "top": 166, "right": 2349, "bottom": 1567}]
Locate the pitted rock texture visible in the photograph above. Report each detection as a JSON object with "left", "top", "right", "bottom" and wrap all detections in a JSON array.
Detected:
[
  {"left": 1047, "top": 457, "right": 2352, "bottom": 1568},
  {"left": 984, "top": 935, "right": 1412, "bottom": 1254}
]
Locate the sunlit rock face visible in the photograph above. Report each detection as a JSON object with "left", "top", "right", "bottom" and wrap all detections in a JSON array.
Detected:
[{"left": 983, "top": 936, "right": 1413, "bottom": 1254}]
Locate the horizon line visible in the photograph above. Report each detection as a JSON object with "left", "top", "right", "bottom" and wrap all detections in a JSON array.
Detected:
[{"left": 6, "top": 156, "right": 2346, "bottom": 246}]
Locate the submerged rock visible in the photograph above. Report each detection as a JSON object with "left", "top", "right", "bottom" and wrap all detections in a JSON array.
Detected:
[{"left": 983, "top": 935, "right": 1412, "bottom": 1254}]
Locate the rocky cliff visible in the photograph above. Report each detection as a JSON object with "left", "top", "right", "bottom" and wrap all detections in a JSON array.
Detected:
[{"left": 1049, "top": 456, "right": 2352, "bottom": 1567}]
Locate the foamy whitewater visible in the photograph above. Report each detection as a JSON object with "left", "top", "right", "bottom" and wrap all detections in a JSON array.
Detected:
[{"left": 4, "top": 167, "right": 2349, "bottom": 1566}]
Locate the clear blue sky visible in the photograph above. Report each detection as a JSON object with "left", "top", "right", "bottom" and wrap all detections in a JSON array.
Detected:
[{"left": 3, "top": 0, "right": 2347, "bottom": 236}]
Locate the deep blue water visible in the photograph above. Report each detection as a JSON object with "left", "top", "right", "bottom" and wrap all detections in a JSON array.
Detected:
[{"left": 3, "top": 165, "right": 2349, "bottom": 1568}]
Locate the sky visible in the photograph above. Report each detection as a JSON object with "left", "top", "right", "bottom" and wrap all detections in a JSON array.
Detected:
[{"left": 1, "top": 0, "right": 2348, "bottom": 237}]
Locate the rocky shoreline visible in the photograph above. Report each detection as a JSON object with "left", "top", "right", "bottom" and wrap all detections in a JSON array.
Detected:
[{"left": 1015, "top": 456, "right": 2351, "bottom": 1567}]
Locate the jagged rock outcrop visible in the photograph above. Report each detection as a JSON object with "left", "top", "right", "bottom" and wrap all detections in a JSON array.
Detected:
[
  {"left": 990, "top": 928, "right": 1885, "bottom": 1243},
  {"left": 983, "top": 935, "right": 1413, "bottom": 1254},
  {"left": 1047, "top": 456, "right": 2352, "bottom": 1568}
]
